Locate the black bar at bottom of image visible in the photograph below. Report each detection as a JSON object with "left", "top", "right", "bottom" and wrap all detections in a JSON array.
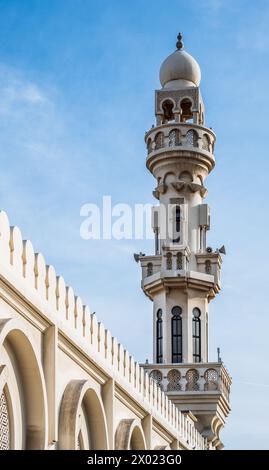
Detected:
[{"left": 0, "top": 450, "right": 268, "bottom": 466}]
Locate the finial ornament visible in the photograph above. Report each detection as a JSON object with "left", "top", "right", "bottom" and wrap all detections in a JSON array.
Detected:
[{"left": 176, "top": 32, "right": 184, "bottom": 50}]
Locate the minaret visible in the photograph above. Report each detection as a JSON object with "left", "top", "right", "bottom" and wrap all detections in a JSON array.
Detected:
[{"left": 138, "top": 34, "right": 231, "bottom": 449}]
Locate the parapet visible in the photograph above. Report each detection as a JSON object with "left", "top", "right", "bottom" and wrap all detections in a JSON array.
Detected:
[{"left": 0, "top": 210, "right": 206, "bottom": 449}]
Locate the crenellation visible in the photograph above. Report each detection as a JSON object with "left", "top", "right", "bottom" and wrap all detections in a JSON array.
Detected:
[
  {"left": 22, "top": 239, "right": 35, "bottom": 282},
  {"left": 74, "top": 296, "right": 83, "bottom": 333},
  {"left": 9, "top": 226, "right": 23, "bottom": 272},
  {"left": 90, "top": 312, "right": 98, "bottom": 348},
  {"left": 104, "top": 328, "right": 112, "bottom": 362},
  {"left": 117, "top": 344, "right": 124, "bottom": 375},
  {"left": 0, "top": 206, "right": 203, "bottom": 448},
  {"left": 129, "top": 356, "right": 135, "bottom": 387},
  {"left": 56, "top": 275, "right": 66, "bottom": 314},
  {"left": 111, "top": 336, "right": 117, "bottom": 367},
  {"left": 123, "top": 349, "right": 128, "bottom": 379},
  {"left": 65, "top": 286, "right": 75, "bottom": 323},
  {"left": 34, "top": 253, "right": 47, "bottom": 299},
  {"left": 45, "top": 265, "right": 57, "bottom": 306},
  {"left": 82, "top": 305, "right": 86, "bottom": 337},
  {"left": 135, "top": 361, "right": 140, "bottom": 392}
]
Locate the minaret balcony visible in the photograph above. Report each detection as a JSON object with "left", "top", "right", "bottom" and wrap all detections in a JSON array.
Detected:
[
  {"left": 141, "top": 362, "right": 231, "bottom": 403},
  {"left": 141, "top": 362, "right": 231, "bottom": 449},
  {"left": 196, "top": 252, "right": 222, "bottom": 288},
  {"left": 145, "top": 123, "right": 216, "bottom": 174},
  {"left": 139, "top": 255, "right": 220, "bottom": 300}
]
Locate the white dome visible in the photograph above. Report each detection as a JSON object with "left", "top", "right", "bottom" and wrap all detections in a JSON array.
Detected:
[{"left": 159, "top": 49, "right": 201, "bottom": 90}]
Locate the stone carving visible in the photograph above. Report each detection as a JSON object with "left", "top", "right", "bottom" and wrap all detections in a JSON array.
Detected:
[{"left": 0, "top": 392, "right": 9, "bottom": 450}]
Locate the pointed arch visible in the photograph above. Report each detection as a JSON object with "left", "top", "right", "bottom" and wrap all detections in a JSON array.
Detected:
[
  {"left": 59, "top": 379, "right": 109, "bottom": 450},
  {"left": 115, "top": 419, "right": 146, "bottom": 450},
  {"left": 0, "top": 318, "right": 48, "bottom": 449}
]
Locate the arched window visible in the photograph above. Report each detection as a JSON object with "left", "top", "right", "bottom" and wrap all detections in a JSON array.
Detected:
[
  {"left": 147, "top": 138, "right": 152, "bottom": 154},
  {"left": 156, "top": 309, "right": 163, "bottom": 364},
  {"left": 192, "top": 308, "right": 201, "bottom": 363},
  {"left": 172, "top": 205, "right": 181, "bottom": 243},
  {"left": 167, "top": 369, "right": 181, "bottom": 391},
  {"left": 169, "top": 129, "right": 180, "bottom": 147},
  {"left": 185, "top": 369, "right": 200, "bottom": 391},
  {"left": 175, "top": 206, "right": 180, "bottom": 233},
  {"left": 171, "top": 306, "right": 182, "bottom": 363},
  {"left": 176, "top": 252, "right": 183, "bottom": 270},
  {"left": 186, "top": 129, "right": 198, "bottom": 147},
  {"left": 166, "top": 252, "right": 172, "bottom": 270},
  {"left": 147, "top": 262, "right": 153, "bottom": 277},
  {"left": 212, "top": 141, "right": 215, "bottom": 153},
  {"left": 180, "top": 98, "right": 193, "bottom": 122},
  {"left": 149, "top": 369, "right": 163, "bottom": 390},
  {"left": 162, "top": 100, "right": 175, "bottom": 123},
  {"left": 155, "top": 132, "right": 164, "bottom": 150},
  {"left": 202, "top": 134, "right": 210, "bottom": 151},
  {"left": 204, "top": 368, "right": 218, "bottom": 391},
  {"left": 205, "top": 260, "right": 211, "bottom": 274}
]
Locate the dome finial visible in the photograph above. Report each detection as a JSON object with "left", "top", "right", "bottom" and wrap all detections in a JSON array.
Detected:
[{"left": 176, "top": 32, "right": 184, "bottom": 50}]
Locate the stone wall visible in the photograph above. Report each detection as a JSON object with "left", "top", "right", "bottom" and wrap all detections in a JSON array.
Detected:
[{"left": 0, "top": 210, "right": 206, "bottom": 449}]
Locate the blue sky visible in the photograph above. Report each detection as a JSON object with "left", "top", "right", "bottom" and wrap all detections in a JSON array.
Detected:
[{"left": 0, "top": 0, "right": 268, "bottom": 449}]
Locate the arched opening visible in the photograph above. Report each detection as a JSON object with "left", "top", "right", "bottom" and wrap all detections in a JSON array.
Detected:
[
  {"left": 205, "top": 260, "right": 211, "bottom": 274},
  {"left": 149, "top": 369, "right": 163, "bottom": 390},
  {"left": 175, "top": 206, "right": 180, "bottom": 234},
  {"left": 166, "top": 252, "right": 172, "bottom": 270},
  {"left": 202, "top": 134, "right": 210, "bottom": 151},
  {"left": 161, "top": 99, "right": 175, "bottom": 123},
  {"left": 156, "top": 310, "right": 163, "bottom": 364},
  {"left": 59, "top": 380, "right": 109, "bottom": 450},
  {"left": 147, "top": 262, "right": 153, "bottom": 277},
  {"left": 147, "top": 138, "right": 152, "bottom": 154},
  {"left": 171, "top": 306, "right": 182, "bottom": 363},
  {"left": 115, "top": 419, "right": 146, "bottom": 450},
  {"left": 180, "top": 98, "right": 193, "bottom": 123},
  {"left": 0, "top": 319, "right": 48, "bottom": 450},
  {"left": 155, "top": 132, "right": 164, "bottom": 150},
  {"left": 185, "top": 369, "right": 200, "bottom": 391},
  {"left": 130, "top": 426, "right": 146, "bottom": 450},
  {"left": 179, "top": 171, "right": 193, "bottom": 183},
  {"left": 167, "top": 369, "right": 181, "bottom": 391},
  {"left": 192, "top": 308, "right": 201, "bottom": 363},
  {"left": 176, "top": 252, "right": 183, "bottom": 270},
  {"left": 169, "top": 129, "right": 181, "bottom": 147},
  {"left": 186, "top": 129, "right": 198, "bottom": 147},
  {"left": 204, "top": 369, "right": 218, "bottom": 391}
]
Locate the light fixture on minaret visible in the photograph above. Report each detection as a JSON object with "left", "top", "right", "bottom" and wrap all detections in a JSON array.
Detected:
[{"left": 137, "top": 33, "right": 232, "bottom": 450}]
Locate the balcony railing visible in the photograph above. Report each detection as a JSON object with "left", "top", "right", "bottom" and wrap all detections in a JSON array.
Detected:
[
  {"left": 142, "top": 362, "right": 231, "bottom": 402},
  {"left": 145, "top": 123, "right": 215, "bottom": 156}
]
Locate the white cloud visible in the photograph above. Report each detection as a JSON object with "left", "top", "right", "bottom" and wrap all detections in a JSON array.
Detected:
[
  {"left": 0, "top": 66, "right": 49, "bottom": 118},
  {"left": 19, "top": 83, "right": 46, "bottom": 104}
]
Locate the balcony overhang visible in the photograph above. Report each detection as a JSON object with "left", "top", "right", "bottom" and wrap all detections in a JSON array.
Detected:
[
  {"left": 141, "top": 361, "right": 231, "bottom": 449},
  {"left": 141, "top": 271, "right": 220, "bottom": 300}
]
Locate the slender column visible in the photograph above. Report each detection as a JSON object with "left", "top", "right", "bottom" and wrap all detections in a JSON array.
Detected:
[
  {"left": 44, "top": 325, "right": 58, "bottom": 446},
  {"left": 142, "top": 414, "right": 152, "bottom": 450},
  {"left": 102, "top": 378, "right": 114, "bottom": 450}
]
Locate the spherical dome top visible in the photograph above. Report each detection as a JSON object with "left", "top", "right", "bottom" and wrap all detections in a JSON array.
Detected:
[{"left": 159, "top": 37, "right": 201, "bottom": 89}]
